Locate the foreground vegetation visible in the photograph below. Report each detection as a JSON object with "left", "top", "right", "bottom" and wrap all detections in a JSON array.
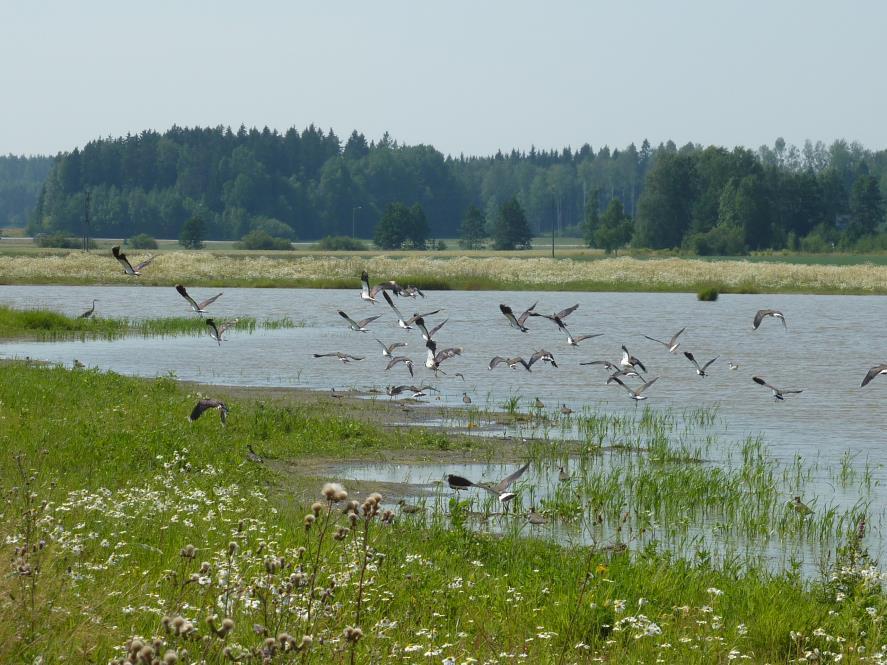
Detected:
[
  {"left": 2, "top": 250, "right": 887, "bottom": 294},
  {"left": 1, "top": 362, "right": 886, "bottom": 663}
]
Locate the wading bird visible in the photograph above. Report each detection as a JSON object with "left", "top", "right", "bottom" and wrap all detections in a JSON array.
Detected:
[
  {"left": 313, "top": 352, "right": 365, "bottom": 363},
  {"left": 446, "top": 462, "right": 531, "bottom": 504},
  {"left": 112, "top": 245, "right": 154, "bottom": 276},
  {"left": 560, "top": 404, "right": 573, "bottom": 415},
  {"left": 609, "top": 375, "right": 659, "bottom": 404},
  {"left": 530, "top": 304, "right": 579, "bottom": 332},
  {"left": 532, "top": 397, "right": 545, "bottom": 409},
  {"left": 382, "top": 290, "right": 440, "bottom": 329},
  {"left": 861, "top": 364, "right": 887, "bottom": 387},
  {"left": 338, "top": 310, "right": 382, "bottom": 332},
  {"left": 753, "top": 309, "right": 787, "bottom": 330},
  {"left": 78, "top": 299, "right": 98, "bottom": 319},
  {"left": 176, "top": 284, "right": 222, "bottom": 314},
  {"left": 791, "top": 496, "right": 813, "bottom": 516},
  {"left": 620, "top": 345, "right": 647, "bottom": 373},
  {"left": 398, "top": 499, "right": 424, "bottom": 514},
  {"left": 527, "top": 509, "right": 547, "bottom": 525},
  {"left": 499, "top": 302, "right": 537, "bottom": 333},
  {"left": 385, "top": 355, "right": 415, "bottom": 377},
  {"left": 189, "top": 398, "right": 229, "bottom": 425},
  {"left": 463, "top": 392, "right": 472, "bottom": 404},
  {"left": 683, "top": 351, "right": 718, "bottom": 377},
  {"left": 376, "top": 339, "right": 407, "bottom": 357},
  {"left": 425, "top": 339, "right": 462, "bottom": 372},
  {"left": 206, "top": 318, "right": 237, "bottom": 345},
  {"left": 752, "top": 376, "right": 803, "bottom": 400},
  {"left": 643, "top": 327, "right": 686, "bottom": 353},
  {"left": 558, "top": 466, "right": 571, "bottom": 482}
]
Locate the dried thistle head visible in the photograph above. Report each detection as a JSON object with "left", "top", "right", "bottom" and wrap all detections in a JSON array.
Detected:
[
  {"left": 343, "top": 626, "right": 363, "bottom": 643},
  {"left": 228, "top": 541, "right": 239, "bottom": 556},
  {"left": 199, "top": 561, "right": 211, "bottom": 574},
  {"left": 311, "top": 501, "right": 324, "bottom": 516},
  {"left": 303, "top": 514, "right": 316, "bottom": 530},
  {"left": 163, "top": 651, "right": 178, "bottom": 665},
  {"left": 368, "top": 492, "right": 383, "bottom": 505},
  {"left": 322, "top": 482, "right": 344, "bottom": 500},
  {"left": 180, "top": 544, "right": 196, "bottom": 559}
]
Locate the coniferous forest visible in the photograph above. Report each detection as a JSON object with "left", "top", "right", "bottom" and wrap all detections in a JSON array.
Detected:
[{"left": 11, "top": 125, "right": 887, "bottom": 253}]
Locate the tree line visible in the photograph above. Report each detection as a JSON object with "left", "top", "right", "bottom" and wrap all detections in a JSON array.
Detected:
[
  {"left": 18, "top": 125, "right": 887, "bottom": 252},
  {"left": 0, "top": 155, "right": 54, "bottom": 228}
]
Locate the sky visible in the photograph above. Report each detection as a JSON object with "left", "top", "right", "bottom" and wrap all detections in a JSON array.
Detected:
[{"left": 1, "top": 1, "right": 886, "bottom": 157}]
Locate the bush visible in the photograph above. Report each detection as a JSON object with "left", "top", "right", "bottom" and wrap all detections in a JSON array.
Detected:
[
  {"left": 250, "top": 217, "right": 296, "bottom": 240},
  {"left": 683, "top": 224, "right": 747, "bottom": 256},
  {"left": 313, "top": 235, "right": 368, "bottom": 251},
  {"left": 127, "top": 233, "right": 158, "bottom": 250},
  {"left": 435, "top": 240, "right": 448, "bottom": 251},
  {"left": 179, "top": 217, "right": 205, "bottom": 249},
  {"left": 235, "top": 230, "right": 293, "bottom": 250},
  {"left": 697, "top": 285, "right": 720, "bottom": 301},
  {"left": 34, "top": 233, "right": 96, "bottom": 249}
]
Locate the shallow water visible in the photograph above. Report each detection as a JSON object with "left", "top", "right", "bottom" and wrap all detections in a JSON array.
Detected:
[{"left": 2, "top": 284, "right": 885, "bottom": 569}]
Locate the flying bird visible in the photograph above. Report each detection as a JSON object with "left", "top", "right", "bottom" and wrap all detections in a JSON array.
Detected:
[
  {"left": 189, "top": 399, "right": 229, "bottom": 425},
  {"left": 861, "top": 364, "right": 887, "bottom": 388},
  {"left": 488, "top": 356, "right": 531, "bottom": 371},
  {"left": 112, "top": 245, "right": 154, "bottom": 276},
  {"left": 446, "top": 462, "right": 531, "bottom": 504},
  {"left": 609, "top": 375, "right": 659, "bottom": 403},
  {"left": 78, "top": 299, "right": 98, "bottom": 319},
  {"left": 752, "top": 376, "right": 803, "bottom": 400},
  {"left": 563, "top": 330, "right": 603, "bottom": 347},
  {"left": 579, "top": 359, "right": 620, "bottom": 372},
  {"left": 414, "top": 316, "right": 448, "bottom": 341},
  {"left": 753, "top": 309, "right": 787, "bottom": 330},
  {"left": 499, "top": 302, "right": 537, "bottom": 333},
  {"left": 528, "top": 349, "right": 558, "bottom": 369},
  {"left": 385, "top": 355, "right": 415, "bottom": 377},
  {"left": 386, "top": 384, "right": 437, "bottom": 398},
  {"left": 338, "top": 310, "right": 382, "bottom": 332},
  {"left": 205, "top": 318, "right": 238, "bottom": 345},
  {"left": 683, "top": 351, "right": 718, "bottom": 377},
  {"left": 376, "top": 339, "right": 407, "bottom": 357},
  {"left": 402, "top": 285, "right": 425, "bottom": 298},
  {"left": 530, "top": 303, "right": 579, "bottom": 332},
  {"left": 176, "top": 284, "right": 222, "bottom": 314},
  {"left": 643, "top": 327, "right": 686, "bottom": 353},
  {"left": 620, "top": 345, "right": 647, "bottom": 373},
  {"left": 382, "top": 290, "right": 440, "bottom": 329},
  {"left": 425, "top": 339, "right": 462, "bottom": 372},
  {"left": 313, "top": 352, "right": 365, "bottom": 363},
  {"left": 360, "top": 270, "right": 384, "bottom": 303}
]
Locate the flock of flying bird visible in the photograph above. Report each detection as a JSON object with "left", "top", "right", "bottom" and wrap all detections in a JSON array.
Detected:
[{"left": 95, "top": 246, "right": 887, "bottom": 516}]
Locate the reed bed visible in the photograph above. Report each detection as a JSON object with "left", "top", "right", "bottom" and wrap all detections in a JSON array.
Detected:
[
  {"left": 2, "top": 251, "right": 887, "bottom": 293},
  {"left": 1, "top": 362, "right": 885, "bottom": 663}
]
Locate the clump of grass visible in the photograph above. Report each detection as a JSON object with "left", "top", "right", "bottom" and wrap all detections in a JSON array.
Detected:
[{"left": 697, "top": 285, "right": 719, "bottom": 301}]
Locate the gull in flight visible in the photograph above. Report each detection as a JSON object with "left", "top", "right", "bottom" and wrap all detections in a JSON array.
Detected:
[
  {"left": 753, "top": 309, "right": 787, "bottom": 330},
  {"left": 752, "top": 376, "right": 803, "bottom": 400},
  {"left": 620, "top": 345, "right": 647, "bottom": 373},
  {"left": 643, "top": 327, "right": 685, "bottom": 353},
  {"left": 386, "top": 384, "right": 437, "bottom": 398},
  {"left": 189, "top": 399, "right": 229, "bottom": 425},
  {"left": 415, "top": 316, "right": 448, "bottom": 342},
  {"left": 425, "top": 339, "right": 462, "bottom": 373},
  {"left": 382, "top": 290, "right": 440, "bottom": 329},
  {"left": 376, "top": 339, "right": 407, "bottom": 358},
  {"left": 489, "top": 356, "right": 531, "bottom": 371},
  {"left": 563, "top": 330, "right": 602, "bottom": 347},
  {"left": 530, "top": 303, "right": 579, "bottom": 332},
  {"left": 176, "top": 284, "right": 222, "bottom": 314},
  {"left": 78, "top": 299, "right": 98, "bottom": 319},
  {"left": 112, "top": 245, "right": 154, "bottom": 276},
  {"left": 499, "top": 302, "right": 537, "bottom": 333},
  {"left": 402, "top": 285, "right": 424, "bottom": 298},
  {"left": 385, "top": 355, "right": 415, "bottom": 377},
  {"left": 360, "top": 270, "right": 384, "bottom": 303},
  {"left": 205, "top": 318, "right": 237, "bottom": 346},
  {"left": 529, "top": 349, "right": 558, "bottom": 369},
  {"left": 313, "top": 352, "right": 365, "bottom": 363},
  {"left": 609, "top": 375, "right": 659, "bottom": 404},
  {"left": 861, "top": 364, "right": 887, "bottom": 388},
  {"left": 446, "top": 462, "right": 530, "bottom": 504},
  {"left": 338, "top": 310, "right": 382, "bottom": 332},
  {"left": 683, "top": 351, "right": 718, "bottom": 377}
]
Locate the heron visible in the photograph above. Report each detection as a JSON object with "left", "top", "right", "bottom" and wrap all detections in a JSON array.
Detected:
[
  {"left": 643, "top": 327, "right": 686, "bottom": 353},
  {"left": 313, "top": 352, "right": 365, "bottom": 363},
  {"left": 206, "top": 318, "right": 237, "bottom": 345},
  {"left": 78, "top": 299, "right": 98, "bottom": 319},
  {"left": 112, "top": 245, "right": 154, "bottom": 276},
  {"left": 176, "top": 284, "right": 223, "bottom": 314},
  {"left": 683, "top": 351, "right": 718, "bottom": 377},
  {"left": 189, "top": 399, "right": 229, "bottom": 425},
  {"left": 753, "top": 309, "right": 787, "bottom": 330},
  {"left": 338, "top": 310, "right": 382, "bottom": 332},
  {"left": 861, "top": 364, "right": 887, "bottom": 388},
  {"left": 752, "top": 376, "right": 802, "bottom": 400}
]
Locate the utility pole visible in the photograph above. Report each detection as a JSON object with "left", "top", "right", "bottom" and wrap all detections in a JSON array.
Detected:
[{"left": 83, "top": 190, "right": 91, "bottom": 252}]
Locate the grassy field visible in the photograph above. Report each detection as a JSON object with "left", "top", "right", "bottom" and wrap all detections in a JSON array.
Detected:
[
  {"left": 3, "top": 246, "right": 887, "bottom": 294},
  {"left": 1, "top": 362, "right": 884, "bottom": 663}
]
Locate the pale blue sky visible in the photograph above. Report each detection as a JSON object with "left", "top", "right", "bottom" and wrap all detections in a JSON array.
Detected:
[{"left": 1, "top": 1, "right": 885, "bottom": 156}]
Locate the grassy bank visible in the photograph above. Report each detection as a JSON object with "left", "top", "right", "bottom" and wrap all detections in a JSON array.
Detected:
[
  {"left": 1, "top": 362, "right": 884, "bottom": 663},
  {"left": 2, "top": 250, "right": 887, "bottom": 294},
  {"left": 0, "top": 305, "right": 296, "bottom": 341}
]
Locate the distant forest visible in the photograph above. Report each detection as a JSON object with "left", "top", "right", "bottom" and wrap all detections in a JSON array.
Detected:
[
  {"left": 13, "top": 125, "right": 887, "bottom": 252},
  {"left": 0, "top": 155, "right": 54, "bottom": 227}
]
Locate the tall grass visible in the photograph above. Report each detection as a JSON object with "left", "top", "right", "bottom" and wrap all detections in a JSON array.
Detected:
[{"left": 0, "top": 363, "right": 884, "bottom": 663}]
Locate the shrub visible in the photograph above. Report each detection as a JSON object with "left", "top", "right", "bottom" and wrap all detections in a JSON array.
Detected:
[
  {"left": 34, "top": 233, "right": 96, "bottom": 249},
  {"left": 435, "top": 240, "right": 448, "bottom": 251},
  {"left": 250, "top": 216, "right": 296, "bottom": 240},
  {"left": 697, "top": 286, "right": 720, "bottom": 301},
  {"left": 127, "top": 233, "right": 158, "bottom": 249},
  {"left": 235, "top": 230, "right": 293, "bottom": 250},
  {"left": 683, "top": 225, "right": 747, "bottom": 256},
  {"left": 313, "top": 235, "right": 368, "bottom": 251}
]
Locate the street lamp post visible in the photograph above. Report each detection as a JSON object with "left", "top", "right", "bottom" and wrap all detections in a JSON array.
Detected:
[{"left": 352, "top": 205, "right": 362, "bottom": 239}]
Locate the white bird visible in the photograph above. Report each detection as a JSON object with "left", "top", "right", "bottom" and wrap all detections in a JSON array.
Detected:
[
  {"left": 753, "top": 309, "right": 787, "bottom": 330},
  {"left": 112, "top": 245, "right": 154, "bottom": 276},
  {"left": 683, "top": 351, "right": 718, "bottom": 377},
  {"left": 609, "top": 375, "right": 659, "bottom": 403},
  {"left": 189, "top": 399, "right": 228, "bottom": 425},
  {"left": 385, "top": 355, "right": 415, "bottom": 377},
  {"left": 78, "top": 299, "right": 98, "bottom": 319},
  {"left": 313, "top": 352, "right": 365, "bottom": 363},
  {"left": 620, "top": 345, "right": 647, "bottom": 373},
  {"left": 425, "top": 339, "right": 462, "bottom": 372},
  {"left": 338, "top": 310, "right": 382, "bottom": 332},
  {"left": 376, "top": 339, "right": 407, "bottom": 357},
  {"left": 499, "top": 302, "right": 536, "bottom": 333},
  {"left": 176, "top": 284, "right": 222, "bottom": 314},
  {"left": 564, "top": 330, "right": 602, "bottom": 347},
  {"left": 861, "top": 364, "right": 887, "bottom": 388},
  {"left": 752, "top": 376, "right": 802, "bottom": 400},
  {"left": 360, "top": 270, "right": 384, "bottom": 303},
  {"left": 206, "top": 318, "right": 237, "bottom": 345},
  {"left": 415, "top": 316, "right": 448, "bottom": 342},
  {"left": 643, "top": 327, "right": 685, "bottom": 353},
  {"left": 728, "top": 361, "right": 740, "bottom": 370},
  {"left": 382, "top": 290, "right": 440, "bottom": 329}
]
